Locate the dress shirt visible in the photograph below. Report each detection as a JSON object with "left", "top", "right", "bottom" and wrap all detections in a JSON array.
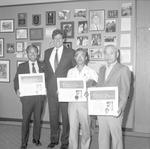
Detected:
[
  {"left": 67, "top": 65, "right": 98, "bottom": 82},
  {"left": 29, "top": 60, "right": 39, "bottom": 73},
  {"left": 50, "top": 46, "right": 63, "bottom": 72},
  {"left": 105, "top": 61, "right": 117, "bottom": 81}
]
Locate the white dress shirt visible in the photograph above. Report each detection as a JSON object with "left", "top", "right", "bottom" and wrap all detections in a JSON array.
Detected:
[
  {"left": 29, "top": 60, "right": 39, "bottom": 73},
  {"left": 49, "top": 46, "right": 63, "bottom": 72}
]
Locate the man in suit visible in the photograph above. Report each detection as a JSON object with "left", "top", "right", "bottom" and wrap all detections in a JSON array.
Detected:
[
  {"left": 97, "top": 45, "right": 131, "bottom": 149},
  {"left": 44, "top": 29, "right": 76, "bottom": 149},
  {"left": 14, "top": 45, "right": 46, "bottom": 149}
]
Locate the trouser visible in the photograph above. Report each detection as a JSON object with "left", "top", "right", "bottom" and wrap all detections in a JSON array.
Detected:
[
  {"left": 48, "top": 97, "right": 69, "bottom": 145},
  {"left": 97, "top": 116, "right": 123, "bottom": 149},
  {"left": 68, "top": 103, "right": 91, "bottom": 149},
  {"left": 21, "top": 96, "right": 45, "bottom": 144}
]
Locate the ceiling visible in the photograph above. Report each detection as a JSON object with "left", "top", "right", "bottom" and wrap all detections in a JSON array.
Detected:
[{"left": 0, "top": 0, "right": 73, "bottom": 6}]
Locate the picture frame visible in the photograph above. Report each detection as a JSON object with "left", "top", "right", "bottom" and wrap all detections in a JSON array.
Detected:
[
  {"left": 6, "top": 43, "right": 15, "bottom": 53},
  {"left": 16, "top": 28, "right": 28, "bottom": 39},
  {"left": 91, "top": 34, "right": 101, "bottom": 46},
  {"left": 0, "top": 38, "right": 4, "bottom": 58},
  {"left": 32, "top": 14, "right": 41, "bottom": 26},
  {"left": 74, "top": 9, "right": 87, "bottom": 18},
  {"left": 18, "top": 13, "right": 27, "bottom": 27},
  {"left": 89, "top": 48, "right": 105, "bottom": 61},
  {"left": 46, "top": 11, "right": 56, "bottom": 26},
  {"left": 30, "top": 28, "right": 43, "bottom": 40},
  {"left": 89, "top": 10, "right": 105, "bottom": 31},
  {"left": 108, "top": 10, "right": 118, "bottom": 18},
  {"left": 105, "top": 20, "right": 116, "bottom": 32},
  {"left": 78, "top": 21, "right": 88, "bottom": 34},
  {"left": 16, "top": 41, "right": 24, "bottom": 52},
  {"left": 61, "top": 21, "right": 74, "bottom": 38},
  {"left": 63, "top": 42, "right": 72, "bottom": 49},
  {"left": 0, "top": 19, "right": 14, "bottom": 33},
  {"left": 58, "top": 10, "right": 70, "bottom": 20},
  {"left": 0, "top": 60, "right": 10, "bottom": 83},
  {"left": 77, "top": 36, "right": 88, "bottom": 46}
]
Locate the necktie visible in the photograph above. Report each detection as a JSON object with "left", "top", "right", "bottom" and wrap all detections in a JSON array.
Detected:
[
  {"left": 32, "top": 63, "right": 36, "bottom": 73},
  {"left": 54, "top": 49, "right": 58, "bottom": 71}
]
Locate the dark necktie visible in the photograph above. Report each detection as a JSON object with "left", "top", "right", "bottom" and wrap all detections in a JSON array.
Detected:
[
  {"left": 32, "top": 63, "right": 36, "bottom": 73},
  {"left": 54, "top": 49, "right": 58, "bottom": 71}
]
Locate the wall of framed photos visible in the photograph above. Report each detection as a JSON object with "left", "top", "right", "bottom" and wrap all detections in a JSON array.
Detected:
[{"left": 0, "top": 0, "right": 135, "bottom": 129}]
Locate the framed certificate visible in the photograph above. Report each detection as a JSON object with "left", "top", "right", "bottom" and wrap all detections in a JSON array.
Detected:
[
  {"left": 88, "top": 87, "right": 118, "bottom": 116},
  {"left": 19, "top": 73, "right": 46, "bottom": 97},
  {"left": 57, "top": 78, "right": 86, "bottom": 102}
]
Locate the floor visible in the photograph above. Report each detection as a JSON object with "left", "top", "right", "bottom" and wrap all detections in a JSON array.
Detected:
[{"left": 0, "top": 124, "right": 150, "bottom": 149}]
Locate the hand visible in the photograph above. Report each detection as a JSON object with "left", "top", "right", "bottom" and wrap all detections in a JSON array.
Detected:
[
  {"left": 17, "top": 89, "right": 20, "bottom": 97},
  {"left": 113, "top": 108, "right": 122, "bottom": 118}
]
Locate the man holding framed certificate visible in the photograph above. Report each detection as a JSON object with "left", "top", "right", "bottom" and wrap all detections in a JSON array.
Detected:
[
  {"left": 67, "top": 48, "right": 98, "bottom": 149},
  {"left": 14, "top": 45, "right": 46, "bottom": 149},
  {"left": 96, "top": 45, "right": 131, "bottom": 149}
]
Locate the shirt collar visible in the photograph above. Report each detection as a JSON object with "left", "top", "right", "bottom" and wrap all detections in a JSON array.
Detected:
[{"left": 106, "top": 61, "right": 117, "bottom": 69}]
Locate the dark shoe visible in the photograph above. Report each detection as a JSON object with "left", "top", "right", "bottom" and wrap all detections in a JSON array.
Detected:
[
  {"left": 20, "top": 143, "right": 27, "bottom": 149},
  {"left": 60, "top": 143, "right": 69, "bottom": 149},
  {"left": 32, "top": 139, "right": 42, "bottom": 146},
  {"left": 47, "top": 142, "right": 59, "bottom": 148}
]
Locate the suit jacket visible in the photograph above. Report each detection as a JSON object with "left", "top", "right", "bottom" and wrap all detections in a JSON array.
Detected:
[
  {"left": 14, "top": 60, "right": 45, "bottom": 96},
  {"left": 97, "top": 62, "right": 131, "bottom": 113},
  {"left": 44, "top": 46, "right": 76, "bottom": 98}
]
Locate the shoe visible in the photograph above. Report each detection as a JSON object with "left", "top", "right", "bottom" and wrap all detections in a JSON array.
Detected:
[
  {"left": 20, "top": 143, "right": 27, "bottom": 149},
  {"left": 60, "top": 143, "right": 69, "bottom": 149},
  {"left": 47, "top": 142, "right": 59, "bottom": 148},
  {"left": 32, "top": 139, "right": 42, "bottom": 146}
]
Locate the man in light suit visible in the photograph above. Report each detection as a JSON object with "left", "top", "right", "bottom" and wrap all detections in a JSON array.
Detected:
[
  {"left": 44, "top": 29, "right": 76, "bottom": 149},
  {"left": 97, "top": 45, "right": 131, "bottom": 149},
  {"left": 14, "top": 45, "right": 46, "bottom": 149}
]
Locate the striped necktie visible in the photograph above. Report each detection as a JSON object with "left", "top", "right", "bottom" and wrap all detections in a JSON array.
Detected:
[
  {"left": 54, "top": 49, "right": 58, "bottom": 71},
  {"left": 32, "top": 63, "right": 36, "bottom": 73}
]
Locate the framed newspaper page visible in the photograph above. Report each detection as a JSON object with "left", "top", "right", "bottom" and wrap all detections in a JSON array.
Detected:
[
  {"left": 19, "top": 73, "right": 46, "bottom": 97},
  {"left": 57, "top": 78, "right": 86, "bottom": 102},
  {"left": 88, "top": 87, "right": 118, "bottom": 116}
]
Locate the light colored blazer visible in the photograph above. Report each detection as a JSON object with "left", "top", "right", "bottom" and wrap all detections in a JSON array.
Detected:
[{"left": 97, "top": 62, "right": 131, "bottom": 113}]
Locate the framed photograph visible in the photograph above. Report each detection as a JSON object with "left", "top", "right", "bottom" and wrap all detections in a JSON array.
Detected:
[
  {"left": 88, "top": 87, "right": 118, "bottom": 115},
  {"left": 16, "top": 41, "right": 24, "bottom": 52},
  {"left": 32, "top": 14, "right": 41, "bottom": 26},
  {"left": 74, "top": 9, "right": 86, "bottom": 18},
  {"left": 17, "top": 60, "right": 25, "bottom": 67},
  {"left": 0, "top": 19, "right": 14, "bottom": 32},
  {"left": 57, "top": 78, "right": 86, "bottom": 102},
  {"left": 58, "top": 10, "right": 70, "bottom": 20},
  {"left": 63, "top": 42, "right": 72, "bottom": 49},
  {"left": 46, "top": 11, "right": 56, "bottom": 25},
  {"left": 108, "top": 10, "right": 118, "bottom": 18},
  {"left": 0, "top": 60, "right": 10, "bottom": 83},
  {"left": 89, "top": 48, "right": 105, "bottom": 61},
  {"left": 78, "top": 21, "right": 88, "bottom": 34},
  {"left": 61, "top": 21, "right": 74, "bottom": 38},
  {"left": 16, "top": 28, "right": 28, "bottom": 39},
  {"left": 121, "top": 3, "right": 132, "bottom": 16},
  {"left": 30, "top": 28, "right": 43, "bottom": 40},
  {"left": 6, "top": 43, "right": 15, "bottom": 53},
  {"left": 32, "top": 42, "right": 42, "bottom": 58},
  {"left": 105, "top": 20, "right": 116, "bottom": 32},
  {"left": 77, "top": 36, "right": 88, "bottom": 46},
  {"left": 91, "top": 34, "right": 101, "bottom": 46},
  {"left": 104, "top": 35, "right": 117, "bottom": 46},
  {"left": 18, "top": 13, "right": 27, "bottom": 27},
  {"left": 89, "top": 10, "right": 105, "bottom": 31},
  {"left": 0, "top": 38, "right": 4, "bottom": 58}
]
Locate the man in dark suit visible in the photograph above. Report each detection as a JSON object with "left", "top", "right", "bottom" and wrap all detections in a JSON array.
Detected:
[
  {"left": 14, "top": 45, "right": 46, "bottom": 149},
  {"left": 97, "top": 45, "right": 131, "bottom": 149},
  {"left": 44, "top": 29, "right": 76, "bottom": 149}
]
